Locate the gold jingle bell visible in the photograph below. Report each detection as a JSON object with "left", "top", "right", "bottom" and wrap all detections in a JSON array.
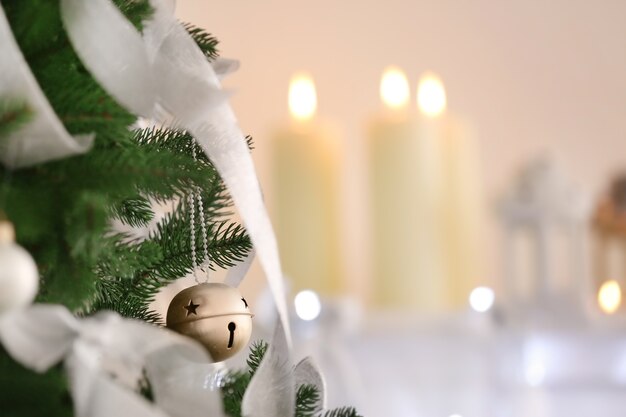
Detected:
[{"left": 166, "top": 283, "right": 253, "bottom": 362}]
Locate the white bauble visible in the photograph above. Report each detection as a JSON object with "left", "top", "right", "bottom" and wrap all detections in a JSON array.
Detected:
[{"left": 0, "top": 222, "right": 39, "bottom": 313}]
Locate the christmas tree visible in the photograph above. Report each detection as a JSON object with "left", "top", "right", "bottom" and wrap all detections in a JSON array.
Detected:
[{"left": 0, "top": 1, "right": 359, "bottom": 416}]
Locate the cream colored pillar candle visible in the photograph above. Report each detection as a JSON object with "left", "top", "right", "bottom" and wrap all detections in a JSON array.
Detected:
[
  {"left": 271, "top": 73, "right": 344, "bottom": 296},
  {"left": 367, "top": 68, "right": 447, "bottom": 311},
  {"left": 440, "top": 116, "right": 486, "bottom": 308}
]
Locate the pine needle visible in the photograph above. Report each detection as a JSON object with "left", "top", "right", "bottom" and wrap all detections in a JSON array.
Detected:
[
  {"left": 296, "top": 384, "right": 321, "bottom": 417},
  {"left": 322, "top": 407, "right": 363, "bottom": 417},
  {"left": 182, "top": 22, "right": 219, "bottom": 61},
  {"left": 246, "top": 340, "right": 268, "bottom": 376}
]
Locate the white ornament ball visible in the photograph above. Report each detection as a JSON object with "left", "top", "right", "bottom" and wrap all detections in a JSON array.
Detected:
[{"left": 0, "top": 221, "right": 39, "bottom": 313}]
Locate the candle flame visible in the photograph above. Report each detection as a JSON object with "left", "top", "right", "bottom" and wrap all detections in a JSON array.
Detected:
[
  {"left": 598, "top": 280, "right": 621, "bottom": 314},
  {"left": 380, "top": 66, "right": 410, "bottom": 109},
  {"left": 417, "top": 72, "right": 446, "bottom": 117},
  {"left": 288, "top": 73, "right": 317, "bottom": 121}
]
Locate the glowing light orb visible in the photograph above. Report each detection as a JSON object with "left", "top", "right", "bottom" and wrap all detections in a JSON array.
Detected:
[
  {"left": 380, "top": 66, "right": 410, "bottom": 109},
  {"left": 294, "top": 290, "right": 321, "bottom": 321},
  {"left": 469, "top": 286, "right": 495, "bottom": 313},
  {"left": 598, "top": 280, "right": 621, "bottom": 314},
  {"left": 288, "top": 73, "right": 317, "bottom": 121},
  {"left": 417, "top": 72, "right": 446, "bottom": 117}
]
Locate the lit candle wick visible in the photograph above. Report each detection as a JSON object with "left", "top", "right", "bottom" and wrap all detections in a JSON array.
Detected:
[
  {"left": 417, "top": 72, "right": 446, "bottom": 117},
  {"left": 380, "top": 66, "right": 410, "bottom": 110},
  {"left": 288, "top": 73, "right": 317, "bottom": 121}
]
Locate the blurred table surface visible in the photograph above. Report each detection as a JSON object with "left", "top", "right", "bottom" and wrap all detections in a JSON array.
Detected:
[{"left": 262, "top": 307, "right": 626, "bottom": 417}]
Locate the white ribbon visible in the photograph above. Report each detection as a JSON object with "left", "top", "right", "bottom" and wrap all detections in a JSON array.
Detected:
[
  {"left": 242, "top": 319, "right": 295, "bottom": 417},
  {"left": 0, "top": 303, "right": 326, "bottom": 417},
  {"left": 59, "top": 0, "right": 155, "bottom": 116},
  {"left": 0, "top": 304, "right": 225, "bottom": 417},
  {"left": 144, "top": 345, "right": 226, "bottom": 417},
  {"left": 0, "top": 5, "right": 93, "bottom": 169},
  {"left": 59, "top": 0, "right": 291, "bottom": 351},
  {"left": 213, "top": 58, "right": 241, "bottom": 81},
  {"left": 241, "top": 323, "right": 328, "bottom": 416}
]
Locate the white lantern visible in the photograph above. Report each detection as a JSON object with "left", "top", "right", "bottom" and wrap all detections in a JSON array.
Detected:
[{"left": 497, "top": 157, "right": 590, "bottom": 323}]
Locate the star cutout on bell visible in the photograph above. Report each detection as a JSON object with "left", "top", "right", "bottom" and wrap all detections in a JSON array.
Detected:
[{"left": 184, "top": 299, "right": 199, "bottom": 316}]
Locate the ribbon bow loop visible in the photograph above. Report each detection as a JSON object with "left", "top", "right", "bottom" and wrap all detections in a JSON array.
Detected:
[{"left": 0, "top": 304, "right": 225, "bottom": 417}]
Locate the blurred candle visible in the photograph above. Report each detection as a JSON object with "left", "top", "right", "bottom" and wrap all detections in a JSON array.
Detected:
[
  {"left": 367, "top": 67, "right": 447, "bottom": 310},
  {"left": 271, "top": 73, "right": 344, "bottom": 295},
  {"left": 368, "top": 69, "right": 484, "bottom": 310},
  {"left": 435, "top": 75, "right": 486, "bottom": 308}
]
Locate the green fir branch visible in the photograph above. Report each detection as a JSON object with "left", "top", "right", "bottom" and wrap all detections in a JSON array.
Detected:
[
  {"left": 221, "top": 370, "right": 250, "bottom": 417},
  {"left": 296, "top": 384, "right": 321, "bottom": 417},
  {"left": 221, "top": 341, "right": 268, "bottom": 417},
  {"left": 1, "top": 1, "right": 67, "bottom": 63},
  {"left": 207, "top": 221, "right": 253, "bottom": 268},
  {"left": 134, "top": 127, "right": 213, "bottom": 166},
  {"left": 91, "top": 199, "right": 251, "bottom": 323},
  {"left": 245, "top": 135, "right": 255, "bottom": 150},
  {"left": 96, "top": 236, "right": 162, "bottom": 280},
  {"left": 146, "top": 201, "right": 250, "bottom": 277},
  {"left": 323, "top": 407, "right": 363, "bottom": 417},
  {"left": 89, "top": 291, "right": 162, "bottom": 323},
  {"left": 0, "top": 345, "right": 72, "bottom": 417},
  {"left": 113, "top": 0, "right": 153, "bottom": 31},
  {"left": 246, "top": 340, "right": 268, "bottom": 376},
  {"left": 110, "top": 197, "right": 155, "bottom": 228},
  {"left": 182, "top": 22, "right": 219, "bottom": 61},
  {"left": 44, "top": 144, "right": 217, "bottom": 201}
]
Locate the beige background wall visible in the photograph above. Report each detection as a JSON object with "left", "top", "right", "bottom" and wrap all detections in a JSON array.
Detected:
[{"left": 176, "top": 0, "right": 626, "bottom": 303}]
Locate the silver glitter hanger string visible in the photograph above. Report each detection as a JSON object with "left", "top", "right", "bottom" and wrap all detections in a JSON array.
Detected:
[{"left": 189, "top": 138, "right": 210, "bottom": 284}]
